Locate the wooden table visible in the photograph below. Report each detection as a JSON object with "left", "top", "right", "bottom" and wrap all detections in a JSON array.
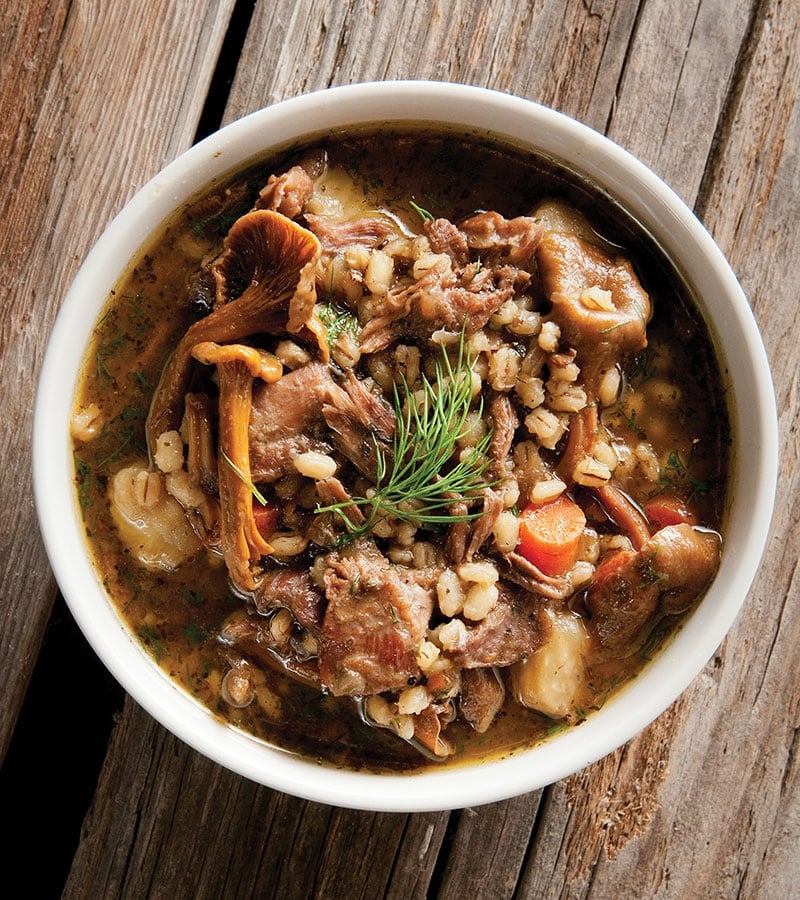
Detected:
[{"left": 2, "top": 1, "right": 798, "bottom": 896}]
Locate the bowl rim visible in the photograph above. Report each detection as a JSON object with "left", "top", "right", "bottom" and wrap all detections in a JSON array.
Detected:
[{"left": 33, "top": 80, "right": 779, "bottom": 812}]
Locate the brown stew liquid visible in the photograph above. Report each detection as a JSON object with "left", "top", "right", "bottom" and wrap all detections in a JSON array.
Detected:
[{"left": 72, "top": 129, "right": 729, "bottom": 772}]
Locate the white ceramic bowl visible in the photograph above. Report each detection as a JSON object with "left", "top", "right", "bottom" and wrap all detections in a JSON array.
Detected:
[{"left": 33, "top": 82, "right": 778, "bottom": 812}]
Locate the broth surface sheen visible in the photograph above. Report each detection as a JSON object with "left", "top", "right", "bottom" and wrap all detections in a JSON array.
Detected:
[{"left": 71, "top": 129, "right": 730, "bottom": 773}]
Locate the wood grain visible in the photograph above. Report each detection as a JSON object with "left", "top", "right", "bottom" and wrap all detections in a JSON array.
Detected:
[
  {"left": 2, "top": 0, "right": 798, "bottom": 896},
  {"left": 0, "top": 0, "right": 237, "bottom": 763}
]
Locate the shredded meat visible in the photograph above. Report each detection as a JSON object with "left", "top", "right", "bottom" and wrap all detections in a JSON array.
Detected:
[
  {"left": 322, "top": 372, "right": 396, "bottom": 480},
  {"left": 255, "top": 165, "right": 316, "bottom": 220},
  {"left": 489, "top": 392, "right": 519, "bottom": 478},
  {"left": 359, "top": 213, "right": 534, "bottom": 353},
  {"left": 425, "top": 217, "right": 470, "bottom": 266},
  {"left": 249, "top": 362, "right": 338, "bottom": 482},
  {"left": 460, "top": 667, "right": 506, "bottom": 733},
  {"left": 314, "top": 476, "right": 366, "bottom": 528},
  {"left": 464, "top": 488, "right": 504, "bottom": 561},
  {"left": 448, "top": 585, "right": 549, "bottom": 668},
  {"left": 502, "top": 551, "right": 577, "bottom": 601},
  {"left": 253, "top": 567, "right": 325, "bottom": 631},
  {"left": 319, "top": 540, "right": 435, "bottom": 696},
  {"left": 305, "top": 214, "right": 396, "bottom": 251},
  {"left": 460, "top": 211, "right": 542, "bottom": 266}
]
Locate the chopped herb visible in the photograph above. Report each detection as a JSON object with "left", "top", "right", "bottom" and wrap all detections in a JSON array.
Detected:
[
  {"left": 319, "top": 300, "right": 359, "bottom": 347},
  {"left": 316, "top": 325, "right": 496, "bottom": 538},
  {"left": 182, "top": 587, "right": 206, "bottom": 607},
  {"left": 600, "top": 317, "right": 635, "bottom": 334},
  {"left": 628, "top": 350, "right": 657, "bottom": 388},
  {"left": 648, "top": 447, "right": 714, "bottom": 501},
  {"left": 138, "top": 624, "right": 165, "bottom": 663},
  {"left": 638, "top": 628, "right": 666, "bottom": 661},
  {"left": 74, "top": 455, "right": 102, "bottom": 524},
  {"left": 183, "top": 622, "right": 208, "bottom": 648},
  {"left": 624, "top": 406, "right": 645, "bottom": 436}
]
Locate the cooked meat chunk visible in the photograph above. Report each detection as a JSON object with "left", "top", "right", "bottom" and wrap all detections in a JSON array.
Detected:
[
  {"left": 586, "top": 523, "right": 721, "bottom": 655},
  {"left": 305, "top": 214, "right": 396, "bottom": 251},
  {"left": 359, "top": 214, "right": 535, "bottom": 353},
  {"left": 425, "top": 217, "right": 470, "bottom": 266},
  {"left": 320, "top": 540, "right": 434, "bottom": 696},
  {"left": 359, "top": 264, "right": 523, "bottom": 352},
  {"left": 464, "top": 488, "right": 504, "bottom": 561},
  {"left": 460, "top": 667, "right": 506, "bottom": 733},
  {"left": 460, "top": 211, "right": 542, "bottom": 266},
  {"left": 584, "top": 548, "right": 661, "bottom": 655},
  {"left": 253, "top": 567, "right": 326, "bottom": 631},
  {"left": 322, "top": 372, "right": 396, "bottom": 479},
  {"left": 249, "top": 361, "right": 338, "bottom": 482},
  {"left": 447, "top": 585, "right": 549, "bottom": 668},
  {"left": 489, "top": 392, "right": 519, "bottom": 477},
  {"left": 256, "top": 165, "right": 316, "bottom": 220}
]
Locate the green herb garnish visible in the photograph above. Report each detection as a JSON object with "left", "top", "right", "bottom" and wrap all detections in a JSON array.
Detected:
[
  {"left": 648, "top": 447, "right": 716, "bottom": 501},
  {"left": 410, "top": 199, "right": 435, "bottom": 223},
  {"left": 319, "top": 300, "right": 359, "bottom": 347},
  {"left": 317, "top": 327, "right": 495, "bottom": 538},
  {"left": 137, "top": 624, "right": 165, "bottom": 663},
  {"left": 221, "top": 449, "right": 268, "bottom": 505}
]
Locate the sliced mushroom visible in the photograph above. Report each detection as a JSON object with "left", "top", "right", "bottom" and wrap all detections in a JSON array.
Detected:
[
  {"left": 191, "top": 340, "right": 282, "bottom": 592},
  {"left": 535, "top": 202, "right": 652, "bottom": 397},
  {"left": 146, "top": 211, "right": 324, "bottom": 453}
]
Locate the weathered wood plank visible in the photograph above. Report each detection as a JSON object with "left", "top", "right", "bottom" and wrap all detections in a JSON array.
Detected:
[
  {"left": 518, "top": 0, "right": 800, "bottom": 896},
  {"left": 0, "top": 0, "right": 237, "bottom": 763},
  {"left": 605, "top": 0, "right": 755, "bottom": 202},
  {"left": 0, "top": 0, "right": 73, "bottom": 765}
]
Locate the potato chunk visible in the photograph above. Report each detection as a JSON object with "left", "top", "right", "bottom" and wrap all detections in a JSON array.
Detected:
[
  {"left": 108, "top": 462, "right": 202, "bottom": 571},
  {"left": 510, "top": 611, "right": 589, "bottom": 718}
]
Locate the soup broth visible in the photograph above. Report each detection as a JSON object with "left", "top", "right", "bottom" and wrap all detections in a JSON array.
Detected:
[{"left": 72, "top": 129, "right": 729, "bottom": 772}]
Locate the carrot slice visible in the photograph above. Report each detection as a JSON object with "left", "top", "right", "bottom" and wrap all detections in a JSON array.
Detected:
[
  {"left": 516, "top": 495, "right": 587, "bottom": 577},
  {"left": 644, "top": 494, "right": 697, "bottom": 530}
]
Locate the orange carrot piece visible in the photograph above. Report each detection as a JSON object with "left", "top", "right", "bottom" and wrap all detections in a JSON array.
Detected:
[
  {"left": 644, "top": 495, "right": 697, "bottom": 530},
  {"left": 252, "top": 502, "right": 278, "bottom": 541},
  {"left": 592, "top": 548, "right": 637, "bottom": 587},
  {"left": 516, "top": 495, "right": 587, "bottom": 577}
]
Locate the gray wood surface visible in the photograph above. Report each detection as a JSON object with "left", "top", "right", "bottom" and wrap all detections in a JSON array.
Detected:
[{"left": 2, "top": 0, "right": 798, "bottom": 897}]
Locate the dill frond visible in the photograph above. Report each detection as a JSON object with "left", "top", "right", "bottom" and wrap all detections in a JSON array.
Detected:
[{"left": 317, "top": 328, "right": 495, "bottom": 538}]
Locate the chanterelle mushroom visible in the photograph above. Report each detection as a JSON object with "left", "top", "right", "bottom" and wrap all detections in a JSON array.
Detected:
[
  {"left": 534, "top": 199, "right": 654, "bottom": 529},
  {"left": 146, "top": 210, "right": 324, "bottom": 454},
  {"left": 189, "top": 341, "right": 282, "bottom": 592}
]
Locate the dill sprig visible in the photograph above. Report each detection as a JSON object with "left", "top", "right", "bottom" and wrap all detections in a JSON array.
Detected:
[
  {"left": 409, "top": 199, "right": 435, "bottom": 223},
  {"left": 221, "top": 448, "right": 268, "bottom": 505},
  {"left": 317, "top": 329, "right": 495, "bottom": 538}
]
